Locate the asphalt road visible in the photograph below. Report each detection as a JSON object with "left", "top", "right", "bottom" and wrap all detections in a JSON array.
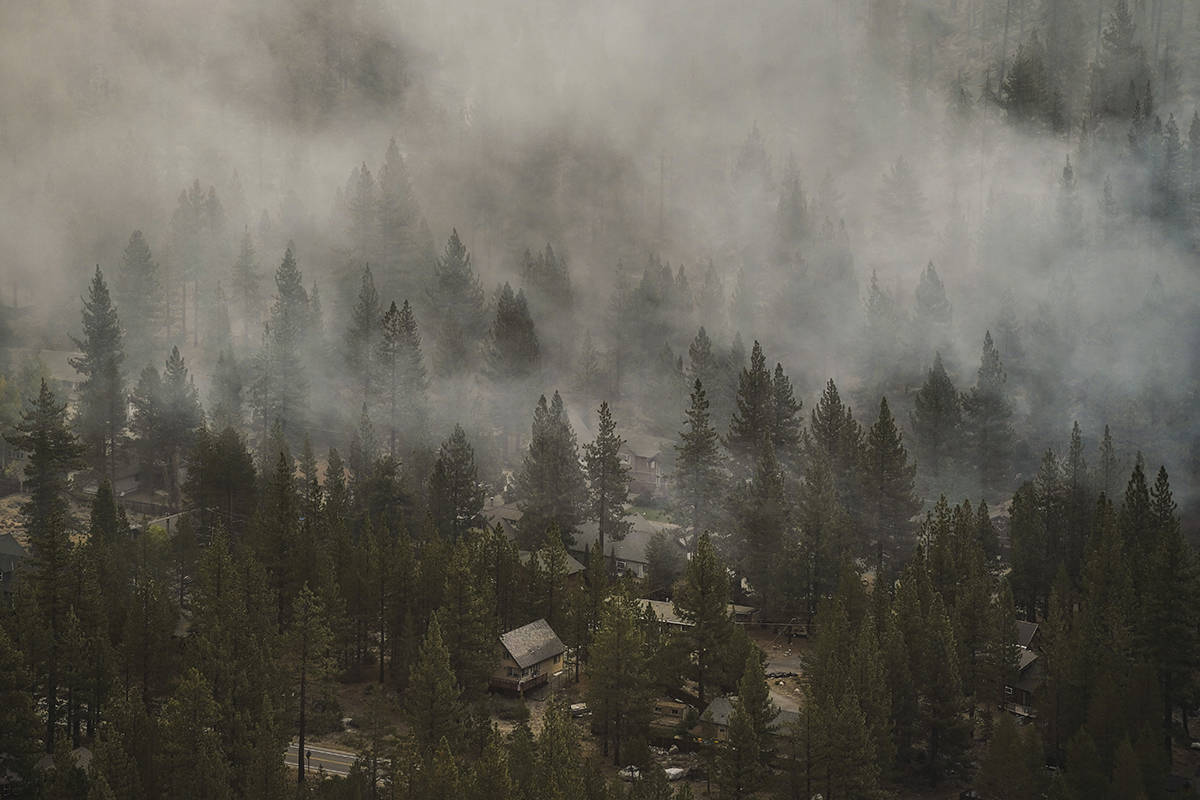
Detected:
[{"left": 285, "top": 742, "right": 357, "bottom": 778}]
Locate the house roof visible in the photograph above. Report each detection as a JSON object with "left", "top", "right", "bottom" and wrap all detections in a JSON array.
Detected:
[
  {"left": 1016, "top": 620, "right": 1039, "bottom": 649},
  {"left": 1017, "top": 647, "right": 1038, "bottom": 672},
  {"left": 638, "top": 599, "right": 756, "bottom": 627},
  {"left": 700, "top": 696, "right": 798, "bottom": 732},
  {"left": 621, "top": 433, "right": 671, "bottom": 460},
  {"left": 499, "top": 618, "right": 566, "bottom": 669},
  {"left": 519, "top": 550, "right": 585, "bottom": 576},
  {"left": 0, "top": 533, "right": 26, "bottom": 573},
  {"left": 572, "top": 513, "right": 683, "bottom": 564}
]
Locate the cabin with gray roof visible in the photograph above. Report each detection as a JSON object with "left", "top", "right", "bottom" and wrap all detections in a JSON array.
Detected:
[
  {"left": 491, "top": 618, "right": 566, "bottom": 695},
  {"left": 571, "top": 513, "right": 685, "bottom": 579},
  {"left": 695, "top": 696, "right": 799, "bottom": 744}
]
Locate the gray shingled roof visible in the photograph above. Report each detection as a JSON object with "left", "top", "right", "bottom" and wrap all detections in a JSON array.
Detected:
[
  {"left": 499, "top": 618, "right": 565, "bottom": 669},
  {"left": 0, "top": 533, "right": 26, "bottom": 573},
  {"left": 700, "top": 696, "right": 797, "bottom": 732},
  {"left": 519, "top": 550, "right": 585, "bottom": 576},
  {"left": 1016, "top": 620, "right": 1039, "bottom": 649}
]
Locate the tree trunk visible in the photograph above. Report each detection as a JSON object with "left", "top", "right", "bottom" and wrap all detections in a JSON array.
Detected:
[
  {"left": 298, "top": 658, "right": 307, "bottom": 786},
  {"left": 47, "top": 628, "right": 58, "bottom": 751}
]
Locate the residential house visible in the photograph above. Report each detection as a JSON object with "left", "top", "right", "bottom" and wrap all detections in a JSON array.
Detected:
[
  {"left": 637, "top": 599, "right": 758, "bottom": 630},
  {"left": 1004, "top": 620, "right": 1044, "bottom": 717},
  {"left": 491, "top": 618, "right": 566, "bottom": 695},
  {"left": 0, "top": 533, "right": 25, "bottom": 607},
  {"left": 483, "top": 498, "right": 522, "bottom": 542},
  {"left": 518, "top": 549, "right": 586, "bottom": 588},
  {"left": 571, "top": 513, "right": 685, "bottom": 579},
  {"left": 620, "top": 434, "right": 671, "bottom": 499},
  {"left": 695, "top": 696, "right": 799, "bottom": 745}
]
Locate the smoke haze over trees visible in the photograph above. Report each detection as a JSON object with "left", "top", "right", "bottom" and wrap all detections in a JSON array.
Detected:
[{"left": 1, "top": 0, "right": 1200, "bottom": 796}]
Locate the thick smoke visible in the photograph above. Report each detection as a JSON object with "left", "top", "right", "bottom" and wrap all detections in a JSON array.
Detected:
[{"left": 1, "top": 0, "right": 1198, "bottom": 509}]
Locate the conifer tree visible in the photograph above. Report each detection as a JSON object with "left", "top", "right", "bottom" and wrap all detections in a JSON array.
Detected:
[
  {"left": 714, "top": 698, "right": 766, "bottom": 800},
  {"left": 674, "top": 379, "right": 726, "bottom": 534},
  {"left": 0, "top": 626, "right": 39, "bottom": 786},
  {"left": 158, "top": 346, "right": 203, "bottom": 508},
  {"left": 5, "top": 380, "right": 84, "bottom": 751},
  {"left": 377, "top": 138, "right": 426, "bottom": 294},
  {"left": 674, "top": 533, "right": 736, "bottom": 704},
  {"left": 1097, "top": 424, "right": 1119, "bottom": 497},
  {"left": 515, "top": 391, "right": 588, "bottom": 548},
  {"left": 252, "top": 246, "right": 310, "bottom": 448},
  {"left": 805, "top": 378, "right": 864, "bottom": 510},
  {"left": 862, "top": 396, "right": 920, "bottom": 572},
  {"left": 1140, "top": 468, "right": 1197, "bottom": 750},
  {"left": 436, "top": 542, "right": 495, "bottom": 702},
  {"left": 284, "top": 584, "right": 331, "bottom": 787},
  {"left": 429, "top": 424, "right": 485, "bottom": 540},
  {"left": 979, "top": 713, "right": 1040, "bottom": 800},
  {"left": 230, "top": 228, "right": 261, "bottom": 345},
  {"left": 923, "top": 594, "right": 971, "bottom": 781},
  {"left": 825, "top": 693, "right": 880, "bottom": 799},
  {"left": 915, "top": 261, "right": 951, "bottom": 324},
  {"left": 345, "top": 265, "right": 381, "bottom": 404},
  {"left": 208, "top": 347, "right": 243, "bottom": 432},
  {"left": 115, "top": 230, "right": 163, "bottom": 368},
  {"left": 345, "top": 162, "right": 378, "bottom": 268},
  {"left": 910, "top": 352, "right": 961, "bottom": 476},
  {"left": 583, "top": 402, "right": 632, "bottom": 553},
  {"left": 771, "top": 363, "right": 803, "bottom": 471},
  {"left": 961, "top": 331, "right": 1014, "bottom": 492},
  {"left": 428, "top": 229, "right": 486, "bottom": 375},
  {"left": 71, "top": 266, "right": 126, "bottom": 479},
  {"left": 404, "top": 614, "right": 465, "bottom": 759},
  {"left": 796, "top": 454, "right": 853, "bottom": 624},
  {"left": 728, "top": 441, "right": 790, "bottom": 611},
  {"left": 487, "top": 282, "right": 540, "bottom": 379},
  {"left": 726, "top": 341, "right": 774, "bottom": 475},
  {"left": 158, "top": 668, "right": 231, "bottom": 797},
  {"left": 735, "top": 650, "right": 778, "bottom": 763},
  {"left": 878, "top": 155, "right": 929, "bottom": 237},
  {"left": 376, "top": 298, "right": 428, "bottom": 454},
  {"left": 587, "top": 594, "right": 653, "bottom": 765}
]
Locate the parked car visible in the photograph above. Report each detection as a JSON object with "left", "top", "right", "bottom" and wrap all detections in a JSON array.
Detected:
[
  {"left": 617, "top": 766, "right": 641, "bottom": 782},
  {"left": 664, "top": 767, "right": 688, "bottom": 781},
  {"left": 570, "top": 703, "right": 591, "bottom": 718}
]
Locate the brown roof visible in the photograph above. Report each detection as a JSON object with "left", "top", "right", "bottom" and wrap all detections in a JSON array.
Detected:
[{"left": 499, "top": 619, "right": 565, "bottom": 669}]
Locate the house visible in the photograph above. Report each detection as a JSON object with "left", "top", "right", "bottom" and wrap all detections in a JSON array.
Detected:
[
  {"left": 695, "top": 696, "right": 799, "bottom": 744},
  {"left": 1002, "top": 620, "right": 1044, "bottom": 717},
  {"left": 620, "top": 434, "right": 671, "bottom": 499},
  {"left": 637, "top": 599, "right": 758, "bottom": 630},
  {"left": 483, "top": 498, "right": 522, "bottom": 542},
  {"left": 571, "top": 513, "right": 684, "bottom": 579},
  {"left": 519, "top": 549, "right": 586, "bottom": 587},
  {"left": 0, "top": 533, "right": 26, "bottom": 607},
  {"left": 491, "top": 618, "right": 566, "bottom": 695}
]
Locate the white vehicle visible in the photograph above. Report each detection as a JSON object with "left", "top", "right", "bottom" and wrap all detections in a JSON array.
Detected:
[
  {"left": 664, "top": 767, "right": 688, "bottom": 781},
  {"left": 617, "top": 765, "right": 641, "bottom": 782}
]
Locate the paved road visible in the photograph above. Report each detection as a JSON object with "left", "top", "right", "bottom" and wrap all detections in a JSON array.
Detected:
[{"left": 285, "top": 742, "right": 357, "bottom": 777}]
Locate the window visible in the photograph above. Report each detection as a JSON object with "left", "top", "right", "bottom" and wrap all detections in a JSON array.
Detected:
[{"left": 1004, "top": 686, "right": 1013, "bottom": 695}]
